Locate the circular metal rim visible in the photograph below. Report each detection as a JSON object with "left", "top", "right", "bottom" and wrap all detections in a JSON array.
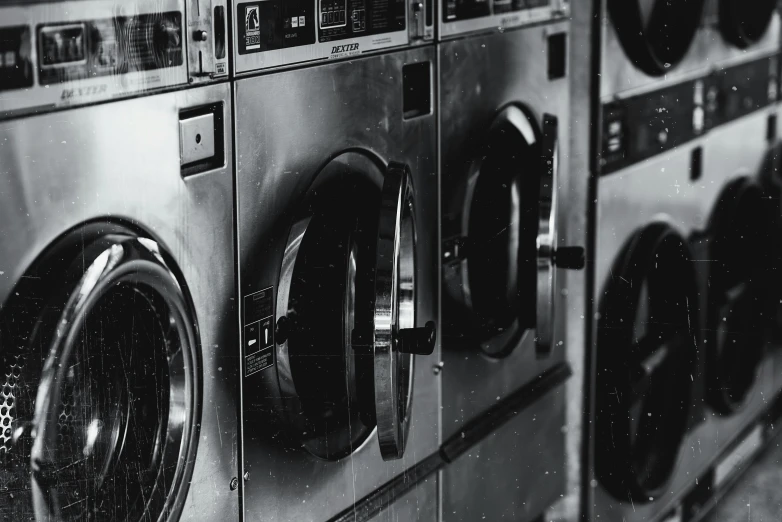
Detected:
[
  {"left": 535, "top": 115, "right": 559, "bottom": 355},
  {"left": 29, "top": 234, "right": 199, "bottom": 522},
  {"left": 374, "top": 163, "right": 416, "bottom": 460}
]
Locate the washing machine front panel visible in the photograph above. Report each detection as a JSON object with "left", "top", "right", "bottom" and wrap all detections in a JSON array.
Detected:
[
  {"left": 592, "top": 109, "right": 777, "bottom": 522},
  {"left": 364, "top": 475, "right": 438, "bottom": 522},
  {"left": 0, "top": 83, "right": 238, "bottom": 521},
  {"left": 439, "top": 21, "right": 571, "bottom": 437},
  {"left": 437, "top": 0, "right": 568, "bottom": 40},
  {"left": 231, "top": 0, "right": 433, "bottom": 76},
  {"left": 235, "top": 46, "right": 438, "bottom": 521},
  {"left": 0, "top": 0, "right": 229, "bottom": 118}
]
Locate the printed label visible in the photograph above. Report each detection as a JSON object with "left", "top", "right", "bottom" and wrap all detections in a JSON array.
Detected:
[{"left": 243, "top": 287, "right": 275, "bottom": 377}]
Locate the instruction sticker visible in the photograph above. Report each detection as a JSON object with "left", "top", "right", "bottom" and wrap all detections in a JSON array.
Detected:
[{"left": 243, "top": 287, "right": 274, "bottom": 377}]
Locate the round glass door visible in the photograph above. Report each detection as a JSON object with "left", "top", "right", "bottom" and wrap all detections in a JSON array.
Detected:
[
  {"left": 0, "top": 224, "right": 199, "bottom": 522},
  {"left": 719, "top": 0, "right": 777, "bottom": 49},
  {"left": 275, "top": 151, "right": 434, "bottom": 462},
  {"left": 707, "top": 177, "right": 772, "bottom": 413},
  {"left": 608, "top": 0, "right": 705, "bottom": 76},
  {"left": 446, "top": 105, "right": 541, "bottom": 357},
  {"left": 596, "top": 223, "right": 699, "bottom": 502}
]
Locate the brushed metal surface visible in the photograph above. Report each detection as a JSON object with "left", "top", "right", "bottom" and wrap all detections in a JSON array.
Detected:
[
  {"left": 366, "top": 476, "right": 439, "bottom": 522},
  {"left": 438, "top": 21, "right": 570, "bottom": 522},
  {"left": 440, "top": 385, "right": 566, "bottom": 522},
  {"left": 0, "top": 83, "right": 239, "bottom": 521},
  {"left": 235, "top": 46, "right": 439, "bottom": 522},
  {"left": 591, "top": 109, "right": 777, "bottom": 522},
  {"left": 600, "top": 0, "right": 781, "bottom": 101}
]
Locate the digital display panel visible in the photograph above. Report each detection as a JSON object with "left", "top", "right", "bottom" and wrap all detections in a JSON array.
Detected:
[{"left": 39, "top": 24, "right": 86, "bottom": 67}]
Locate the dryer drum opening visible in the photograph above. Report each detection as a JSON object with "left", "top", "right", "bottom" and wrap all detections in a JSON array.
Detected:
[
  {"left": 0, "top": 225, "right": 199, "bottom": 522},
  {"left": 595, "top": 223, "right": 699, "bottom": 502},
  {"left": 707, "top": 177, "right": 773, "bottom": 414},
  {"left": 608, "top": 0, "right": 706, "bottom": 76},
  {"left": 719, "top": 0, "right": 777, "bottom": 49}
]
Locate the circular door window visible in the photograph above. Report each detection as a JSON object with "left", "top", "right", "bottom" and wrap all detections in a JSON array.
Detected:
[
  {"left": 444, "top": 106, "right": 578, "bottom": 358},
  {"left": 444, "top": 105, "right": 541, "bottom": 357},
  {"left": 596, "top": 223, "right": 699, "bottom": 502},
  {"left": 608, "top": 0, "right": 705, "bottom": 76},
  {"left": 275, "top": 151, "right": 434, "bottom": 462},
  {"left": 707, "top": 177, "right": 772, "bottom": 413},
  {"left": 0, "top": 224, "right": 199, "bottom": 522},
  {"left": 719, "top": 0, "right": 777, "bottom": 49}
]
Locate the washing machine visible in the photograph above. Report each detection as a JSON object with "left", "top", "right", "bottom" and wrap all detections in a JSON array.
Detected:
[
  {"left": 438, "top": 5, "right": 584, "bottom": 519},
  {"left": 234, "top": 45, "right": 439, "bottom": 522},
  {"left": 230, "top": 0, "right": 433, "bottom": 77},
  {"left": 0, "top": 6, "right": 237, "bottom": 520},
  {"left": 588, "top": 2, "right": 781, "bottom": 521}
]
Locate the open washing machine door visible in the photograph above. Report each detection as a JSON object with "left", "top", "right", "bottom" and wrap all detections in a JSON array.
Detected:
[
  {"left": 719, "top": 0, "right": 777, "bottom": 49},
  {"left": 274, "top": 151, "right": 435, "bottom": 462},
  {"left": 706, "top": 177, "right": 773, "bottom": 414},
  {"left": 443, "top": 105, "right": 583, "bottom": 358},
  {"left": 0, "top": 223, "right": 199, "bottom": 522},
  {"left": 595, "top": 222, "right": 699, "bottom": 503},
  {"left": 608, "top": 0, "right": 705, "bottom": 76}
]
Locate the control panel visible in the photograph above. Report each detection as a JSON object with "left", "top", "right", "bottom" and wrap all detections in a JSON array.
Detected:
[
  {"left": 0, "top": 0, "right": 228, "bottom": 118},
  {"left": 599, "top": 54, "right": 780, "bottom": 175},
  {"left": 439, "top": 0, "right": 567, "bottom": 40},
  {"left": 232, "top": 0, "right": 432, "bottom": 75}
]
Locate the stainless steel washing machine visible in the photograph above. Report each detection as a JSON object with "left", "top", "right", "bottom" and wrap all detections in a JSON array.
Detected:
[
  {"left": 230, "top": 0, "right": 433, "bottom": 77},
  {"left": 588, "top": 2, "right": 781, "bottom": 521},
  {"left": 0, "top": 70, "right": 236, "bottom": 522},
  {"left": 438, "top": 11, "right": 583, "bottom": 521},
  {"left": 234, "top": 45, "right": 439, "bottom": 522}
]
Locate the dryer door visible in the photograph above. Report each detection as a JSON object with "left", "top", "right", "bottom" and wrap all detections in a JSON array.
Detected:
[
  {"left": 444, "top": 105, "right": 582, "bottom": 358},
  {"left": 719, "top": 0, "right": 777, "bottom": 49},
  {"left": 707, "top": 177, "right": 772, "bottom": 414},
  {"left": 608, "top": 0, "right": 705, "bottom": 76},
  {"left": 0, "top": 224, "right": 199, "bottom": 522},
  {"left": 275, "top": 152, "right": 434, "bottom": 462},
  {"left": 595, "top": 222, "right": 699, "bottom": 502}
]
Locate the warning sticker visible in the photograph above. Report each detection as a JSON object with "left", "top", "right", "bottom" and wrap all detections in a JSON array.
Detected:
[{"left": 243, "top": 287, "right": 274, "bottom": 377}]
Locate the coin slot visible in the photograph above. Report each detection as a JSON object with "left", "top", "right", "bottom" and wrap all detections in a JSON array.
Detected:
[
  {"left": 179, "top": 102, "right": 225, "bottom": 177},
  {"left": 403, "top": 61, "right": 432, "bottom": 120},
  {"left": 547, "top": 32, "right": 567, "bottom": 80},
  {"left": 690, "top": 146, "right": 702, "bottom": 182}
]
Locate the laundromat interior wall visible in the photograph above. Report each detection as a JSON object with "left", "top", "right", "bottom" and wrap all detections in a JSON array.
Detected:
[{"left": 2, "top": 1, "right": 782, "bottom": 521}]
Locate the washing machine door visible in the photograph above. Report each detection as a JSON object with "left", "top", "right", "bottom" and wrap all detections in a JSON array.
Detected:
[
  {"left": 0, "top": 224, "right": 199, "bottom": 522},
  {"left": 608, "top": 0, "right": 705, "bottom": 76},
  {"left": 444, "top": 106, "right": 582, "bottom": 358},
  {"left": 276, "top": 153, "right": 434, "bottom": 462},
  {"left": 719, "top": 0, "right": 777, "bottom": 49},
  {"left": 707, "top": 177, "right": 772, "bottom": 414},
  {"left": 595, "top": 222, "right": 699, "bottom": 502}
]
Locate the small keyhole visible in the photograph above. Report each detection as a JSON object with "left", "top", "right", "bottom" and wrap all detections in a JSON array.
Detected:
[{"left": 195, "top": 133, "right": 202, "bottom": 144}]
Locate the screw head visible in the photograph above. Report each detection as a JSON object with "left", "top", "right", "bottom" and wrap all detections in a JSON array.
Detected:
[
  {"left": 229, "top": 477, "right": 239, "bottom": 491},
  {"left": 243, "top": 472, "right": 250, "bottom": 481}
]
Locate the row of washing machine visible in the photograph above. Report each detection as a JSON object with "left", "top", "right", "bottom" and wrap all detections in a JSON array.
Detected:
[{"left": 0, "top": 1, "right": 781, "bottom": 522}]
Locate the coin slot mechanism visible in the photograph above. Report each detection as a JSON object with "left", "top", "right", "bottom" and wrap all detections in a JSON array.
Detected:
[
  {"left": 214, "top": 5, "right": 226, "bottom": 59},
  {"left": 179, "top": 102, "right": 224, "bottom": 177},
  {"left": 690, "top": 146, "right": 702, "bottom": 182},
  {"left": 547, "top": 32, "right": 567, "bottom": 80},
  {"left": 402, "top": 61, "right": 431, "bottom": 120}
]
